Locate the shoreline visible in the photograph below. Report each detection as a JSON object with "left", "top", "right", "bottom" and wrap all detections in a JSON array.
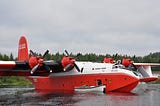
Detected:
[{"left": 0, "top": 85, "right": 33, "bottom": 88}]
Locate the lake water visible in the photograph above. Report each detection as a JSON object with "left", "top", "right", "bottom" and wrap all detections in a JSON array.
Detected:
[{"left": 0, "top": 84, "right": 160, "bottom": 106}]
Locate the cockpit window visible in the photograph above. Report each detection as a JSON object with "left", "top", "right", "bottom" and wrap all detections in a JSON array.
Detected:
[{"left": 112, "top": 65, "right": 125, "bottom": 69}]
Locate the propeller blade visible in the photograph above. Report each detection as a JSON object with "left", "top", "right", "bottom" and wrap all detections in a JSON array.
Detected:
[
  {"left": 74, "top": 63, "right": 81, "bottom": 72},
  {"left": 132, "top": 63, "right": 137, "bottom": 70},
  {"left": 43, "top": 50, "right": 49, "bottom": 58},
  {"left": 64, "top": 63, "right": 72, "bottom": 71},
  {"left": 44, "top": 64, "right": 52, "bottom": 73},
  {"left": 113, "top": 53, "right": 118, "bottom": 59},
  {"left": 75, "top": 53, "right": 81, "bottom": 59},
  {"left": 30, "top": 64, "right": 39, "bottom": 74},
  {"left": 30, "top": 50, "right": 37, "bottom": 56},
  {"left": 64, "top": 49, "right": 70, "bottom": 56}
]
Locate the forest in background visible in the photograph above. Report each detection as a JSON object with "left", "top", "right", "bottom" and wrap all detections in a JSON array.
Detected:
[
  {"left": 0, "top": 52, "right": 160, "bottom": 86},
  {"left": 1, "top": 51, "right": 160, "bottom": 63},
  {"left": 1, "top": 51, "right": 160, "bottom": 69}
]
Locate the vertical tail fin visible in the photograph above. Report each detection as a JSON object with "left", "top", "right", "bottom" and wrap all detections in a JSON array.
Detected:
[
  {"left": 18, "top": 36, "right": 29, "bottom": 61},
  {"left": 138, "top": 66, "right": 153, "bottom": 77}
]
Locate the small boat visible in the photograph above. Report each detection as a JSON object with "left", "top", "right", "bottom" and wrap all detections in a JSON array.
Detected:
[{"left": 75, "top": 85, "right": 105, "bottom": 92}]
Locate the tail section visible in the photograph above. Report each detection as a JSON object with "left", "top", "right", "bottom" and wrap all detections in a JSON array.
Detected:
[
  {"left": 138, "top": 66, "right": 153, "bottom": 77},
  {"left": 133, "top": 63, "right": 160, "bottom": 82},
  {"left": 18, "top": 36, "right": 29, "bottom": 61}
]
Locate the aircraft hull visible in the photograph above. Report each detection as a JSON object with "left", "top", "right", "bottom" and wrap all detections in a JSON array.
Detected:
[{"left": 27, "top": 73, "right": 139, "bottom": 93}]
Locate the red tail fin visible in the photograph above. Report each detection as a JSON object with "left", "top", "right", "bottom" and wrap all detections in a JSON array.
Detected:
[{"left": 18, "top": 36, "right": 29, "bottom": 61}]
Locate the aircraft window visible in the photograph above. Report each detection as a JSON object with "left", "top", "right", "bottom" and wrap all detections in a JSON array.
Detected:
[
  {"left": 95, "top": 68, "right": 101, "bottom": 70},
  {"left": 93, "top": 67, "right": 106, "bottom": 70},
  {"left": 112, "top": 65, "right": 125, "bottom": 69},
  {"left": 119, "top": 65, "right": 125, "bottom": 69},
  {"left": 112, "top": 65, "right": 118, "bottom": 69}
]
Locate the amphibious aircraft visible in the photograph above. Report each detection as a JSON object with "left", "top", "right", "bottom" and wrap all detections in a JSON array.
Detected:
[{"left": 0, "top": 36, "right": 159, "bottom": 93}]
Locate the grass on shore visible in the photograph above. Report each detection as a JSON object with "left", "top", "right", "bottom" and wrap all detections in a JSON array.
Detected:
[{"left": 0, "top": 76, "right": 32, "bottom": 87}]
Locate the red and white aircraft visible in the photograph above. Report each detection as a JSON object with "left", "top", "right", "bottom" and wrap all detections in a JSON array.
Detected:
[{"left": 0, "top": 36, "right": 159, "bottom": 93}]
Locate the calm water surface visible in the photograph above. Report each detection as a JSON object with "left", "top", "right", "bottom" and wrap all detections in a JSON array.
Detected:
[{"left": 0, "top": 84, "right": 160, "bottom": 106}]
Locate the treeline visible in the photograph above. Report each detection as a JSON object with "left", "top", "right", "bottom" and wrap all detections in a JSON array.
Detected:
[
  {"left": 0, "top": 52, "right": 160, "bottom": 69},
  {"left": 46, "top": 52, "right": 160, "bottom": 63},
  {"left": 0, "top": 53, "right": 15, "bottom": 61}
]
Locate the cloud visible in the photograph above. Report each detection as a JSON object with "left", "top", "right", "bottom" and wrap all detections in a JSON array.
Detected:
[{"left": 0, "top": 0, "right": 160, "bottom": 57}]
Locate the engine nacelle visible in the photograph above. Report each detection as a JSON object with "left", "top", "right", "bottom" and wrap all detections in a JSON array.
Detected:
[
  {"left": 61, "top": 56, "right": 75, "bottom": 70},
  {"left": 121, "top": 58, "right": 133, "bottom": 67},
  {"left": 103, "top": 57, "right": 114, "bottom": 64}
]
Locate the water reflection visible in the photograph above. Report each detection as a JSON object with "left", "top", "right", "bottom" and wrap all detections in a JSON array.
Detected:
[
  {"left": 104, "top": 93, "right": 138, "bottom": 106},
  {"left": 0, "top": 84, "right": 160, "bottom": 106}
]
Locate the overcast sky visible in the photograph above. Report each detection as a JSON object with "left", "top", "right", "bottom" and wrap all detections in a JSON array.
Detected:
[{"left": 0, "top": 0, "right": 160, "bottom": 57}]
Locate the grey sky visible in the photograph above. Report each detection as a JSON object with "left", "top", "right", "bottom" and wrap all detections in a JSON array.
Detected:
[{"left": 0, "top": 0, "right": 160, "bottom": 57}]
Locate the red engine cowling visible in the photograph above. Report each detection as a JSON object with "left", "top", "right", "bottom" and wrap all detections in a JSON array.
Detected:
[
  {"left": 61, "top": 56, "right": 75, "bottom": 69},
  {"left": 103, "top": 57, "right": 114, "bottom": 63},
  {"left": 29, "top": 56, "right": 43, "bottom": 69},
  {"left": 121, "top": 58, "right": 133, "bottom": 67}
]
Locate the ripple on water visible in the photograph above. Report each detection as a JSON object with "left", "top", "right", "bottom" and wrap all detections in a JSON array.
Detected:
[{"left": 0, "top": 84, "right": 160, "bottom": 106}]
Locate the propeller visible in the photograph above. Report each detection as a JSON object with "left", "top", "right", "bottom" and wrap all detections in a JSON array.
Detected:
[
  {"left": 30, "top": 50, "right": 37, "bottom": 56},
  {"left": 104, "top": 53, "right": 137, "bottom": 70},
  {"left": 131, "top": 55, "right": 137, "bottom": 70},
  {"left": 64, "top": 49, "right": 70, "bottom": 56},
  {"left": 30, "top": 64, "right": 39, "bottom": 74},
  {"left": 132, "top": 63, "right": 137, "bottom": 70},
  {"left": 43, "top": 50, "right": 49, "bottom": 58},
  {"left": 103, "top": 53, "right": 119, "bottom": 64},
  {"left": 121, "top": 58, "right": 137, "bottom": 70},
  {"left": 29, "top": 50, "right": 52, "bottom": 74},
  {"left": 62, "top": 49, "right": 81, "bottom": 72},
  {"left": 113, "top": 53, "right": 118, "bottom": 60}
]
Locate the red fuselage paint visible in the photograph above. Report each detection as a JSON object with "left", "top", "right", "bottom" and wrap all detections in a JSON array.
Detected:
[{"left": 28, "top": 62, "right": 139, "bottom": 92}]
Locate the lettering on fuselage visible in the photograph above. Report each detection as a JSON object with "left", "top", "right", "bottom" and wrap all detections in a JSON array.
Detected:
[
  {"left": 92, "top": 67, "right": 106, "bottom": 70},
  {"left": 19, "top": 43, "right": 26, "bottom": 50}
]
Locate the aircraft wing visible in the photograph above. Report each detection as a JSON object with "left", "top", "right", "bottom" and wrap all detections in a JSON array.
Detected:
[
  {"left": 0, "top": 60, "right": 63, "bottom": 76},
  {"left": 0, "top": 61, "right": 31, "bottom": 76},
  {"left": 133, "top": 63, "right": 160, "bottom": 66},
  {"left": 0, "top": 61, "right": 16, "bottom": 70}
]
